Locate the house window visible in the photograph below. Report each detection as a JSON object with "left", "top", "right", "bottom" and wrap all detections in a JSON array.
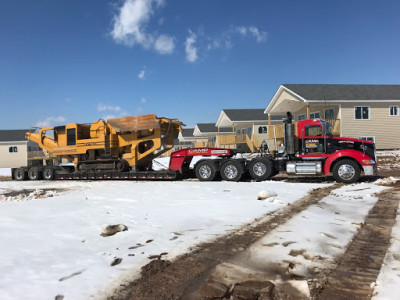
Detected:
[
  {"left": 324, "top": 108, "right": 335, "bottom": 119},
  {"left": 9, "top": 146, "right": 18, "bottom": 153},
  {"left": 389, "top": 106, "right": 399, "bottom": 116},
  {"left": 298, "top": 114, "right": 306, "bottom": 121},
  {"left": 310, "top": 112, "right": 320, "bottom": 119},
  {"left": 360, "top": 136, "right": 375, "bottom": 143},
  {"left": 355, "top": 106, "right": 370, "bottom": 120},
  {"left": 258, "top": 126, "right": 268, "bottom": 134},
  {"left": 247, "top": 127, "right": 252, "bottom": 136}
]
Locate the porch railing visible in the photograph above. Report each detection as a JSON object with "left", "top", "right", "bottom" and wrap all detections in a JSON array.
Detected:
[{"left": 268, "top": 119, "right": 341, "bottom": 139}]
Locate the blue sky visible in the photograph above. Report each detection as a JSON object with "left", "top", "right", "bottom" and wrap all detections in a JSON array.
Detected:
[{"left": 1, "top": 0, "right": 400, "bottom": 129}]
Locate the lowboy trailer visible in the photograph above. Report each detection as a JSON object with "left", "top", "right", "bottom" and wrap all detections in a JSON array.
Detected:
[{"left": 12, "top": 112, "right": 377, "bottom": 183}]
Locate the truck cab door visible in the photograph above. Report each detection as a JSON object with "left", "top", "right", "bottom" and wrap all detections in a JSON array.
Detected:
[{"left": 301, "top": 124, "right": 326, "bottom": 155}]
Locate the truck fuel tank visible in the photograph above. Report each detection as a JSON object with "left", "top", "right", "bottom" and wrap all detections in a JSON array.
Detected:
[{"left": 286, "top": 161, "right": 322, "bottom": 175}]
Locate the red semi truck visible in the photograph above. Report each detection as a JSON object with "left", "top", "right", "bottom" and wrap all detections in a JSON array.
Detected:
[{"left": 169, "top": 113, "right": 377, "bottom": 183}]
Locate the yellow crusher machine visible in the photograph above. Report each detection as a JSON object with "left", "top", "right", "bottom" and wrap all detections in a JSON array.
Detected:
[{"left": 26, "top": 114, "right": 184, "bottom": 173}]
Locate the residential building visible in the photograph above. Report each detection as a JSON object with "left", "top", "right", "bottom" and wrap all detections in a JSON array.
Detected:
[
  {"left": 193, "top": 123, "right": 231, "bottom": 147},
  {"left": 265, "top": 84, "right": 400, "bottom": 149},
  {"left": 0, "top": 129, "right": 43, "bottom": 168},
  {"left": 215, "top": 109, "right": 285, "bottom": 152},
  {"left": 177, "top": 128, "right": 196, "bottom": 148}
]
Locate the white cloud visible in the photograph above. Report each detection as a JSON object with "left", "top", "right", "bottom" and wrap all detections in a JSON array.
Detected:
[
  {"left": 154, "top": 34, "right": 175, "bottom": 54},
  {"left": 185, "top": 30, "right": 198, "bottom": 63},
  {"left": 138, "top": 67, "right": 147, "bottom": 79},
  {"left": 235, "top": 26, "right": 267, "bottom": 43},
  {"left": 35, "top": 116, "right": 66, "bottom": 128},
  {"left": 110, "top": 0, "right": 174, "bottom": 55},
  {"left": 102, "top": 115, "right": 117, "bottom": 121},
  {"left": 141, "top": 97, "right": 147, "bottom": 103},
  {"left": 97, "top": 104, "right": 121, "bottom": 112}
]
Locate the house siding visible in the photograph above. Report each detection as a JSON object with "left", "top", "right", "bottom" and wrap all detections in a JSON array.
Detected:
[
  {"left": 341, "top": 102, "right": 400, "bottom": 149},
  {"left": 0, "top": 141, "right": 28, "bottom": 168},
  {"left": 294, "top": 104, "right": 341, "bottom": 120}
]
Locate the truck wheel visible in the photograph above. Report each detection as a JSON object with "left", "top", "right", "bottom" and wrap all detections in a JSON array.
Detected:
[
  {"left": 28, "top": 167, "right": 42, "bottom": 180},
  {"left": 333, "top": 159, "right": 360, "bottom": 183},
  {"left": 220, "top": 160, "right": 243, "bottom": 182},
  {"left": 248, "top": 158, "right": 273, "bottom": 181},
  {"left": 195, "top": 161, "right": 217, "bottom": 181},
  {"left": 43, "top": 166, "right": 55, "bottom": 180},
  {"left": 14, "top": 168, "right": 27, "bottom": 181}
]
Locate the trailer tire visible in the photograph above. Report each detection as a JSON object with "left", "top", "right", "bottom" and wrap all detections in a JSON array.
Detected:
[
  {"left": 333, "top": 159, "right": 360, "bottom": 183},
  {"left": 43, "top": 166, "right": 55, "bottom": 180},
  {"left": 28, "top": 167, "right": 42, "bottom": 180},
  {"left": 220, "top": 160, "right": 243, "bottom": 182},
  {"left": 14, "top": 168, "right": 27, "bottom": 181},
  {"left": 248, "top": 158, "right": 273, "bottom": 181},
  {"left": 195, "top": 161, "right": 217, "bottom": 181}
]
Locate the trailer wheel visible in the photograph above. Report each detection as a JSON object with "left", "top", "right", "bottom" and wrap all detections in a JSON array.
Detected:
[
  {"left": 195, "top": 161, "right": 217, "bottom": 181},
  {"left": 43, "top": 166, "right": 55, "bottom": 180},
  {"left": 220, "top": 160, "right": 243, "bottom": 182},
  {"left": 333, "top": 159, "right": 360, "bottom": 183},
  {"left": 248, "top": 158, "right": 273, "bottom": 181},
  {"left": 28, "top": 167, "right": 42, "bottom": 180},
  {"left": 14, "top": 168, "right": 27, "bottom": 181}
]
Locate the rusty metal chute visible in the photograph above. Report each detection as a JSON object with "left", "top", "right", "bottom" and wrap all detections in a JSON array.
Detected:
[{"left": 107, "top": 114, "right": 161, "bottom": 132}]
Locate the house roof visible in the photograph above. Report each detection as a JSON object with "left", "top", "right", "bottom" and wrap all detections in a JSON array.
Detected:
[
  {"left": 181, "top": 128, "right": 194, "bottom": 137},
  {"left": 283, "top": 84, "right": 400, "bottom": 101},
  {"left": 196, "top": 123, "right": 231, "bottom": 133},
  {"left": 0, "top": 130, "right": 28, "bottom": 142},
  {"left": 222, "top": 109, "right": 268, "bottom": 121}
]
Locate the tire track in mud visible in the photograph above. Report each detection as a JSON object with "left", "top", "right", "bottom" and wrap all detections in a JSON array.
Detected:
[
  {"left": 314, "top": 185, "right": 400, "bottom": 300},
  {"left": 109, "top": 183, "right": 340, "bottom": 300}
]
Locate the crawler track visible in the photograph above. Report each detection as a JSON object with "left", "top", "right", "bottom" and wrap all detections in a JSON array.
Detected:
[
  {"left": 109, "top": 184, "right": 340, "bottom": 300},
  {"left": 314, "top": 185, "right": 400, "bottom": 300}
]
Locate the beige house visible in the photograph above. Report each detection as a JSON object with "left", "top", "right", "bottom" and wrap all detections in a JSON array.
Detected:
[
  {"left": 0, "top": 129, "right": 44, "bottom": 168},
  {"left": 215, "top": 109, "right": 285, "bottom": 152},
  {"left": 265, "top": 84, "right": 400, "bottom": 149},
  {"left": 193, "top": 123, "right": 231, "bottom": 148},
  {"left": 177, "top": 128, "right": 196, "bottom": 148}
]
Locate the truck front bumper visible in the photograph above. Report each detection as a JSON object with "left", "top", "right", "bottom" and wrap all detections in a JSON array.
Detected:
[{"left": 363, "top": 164, "right": 377, "bottom": 176}]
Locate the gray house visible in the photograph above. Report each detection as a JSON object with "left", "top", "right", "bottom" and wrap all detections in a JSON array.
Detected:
[{"left": 265, "top": 84, "right": 400, "bottom": 149}]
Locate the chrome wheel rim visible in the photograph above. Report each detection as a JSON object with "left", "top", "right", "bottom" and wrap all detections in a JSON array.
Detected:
[
  {"left": 338, "top": 164, "right": 355, "bottom": 180},
  {"left": 16, "top": 170, "right": 23, "bottom": 179},
  {"left": 44, "top": 169, "right": 52, "bottom": 179},
  {"left": 253, "top": 162, "right": 266, "bottom": 176},
  {"left": 199, "top": 165, "right": 212, "bottom": 179},
  {"left": 224, "top": 165, "right": 238, "bottom": 180}
]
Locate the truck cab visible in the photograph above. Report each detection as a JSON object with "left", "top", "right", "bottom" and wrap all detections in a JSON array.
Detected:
[{"left": 276, "top": 116, "right": 377, "bottom": 183}]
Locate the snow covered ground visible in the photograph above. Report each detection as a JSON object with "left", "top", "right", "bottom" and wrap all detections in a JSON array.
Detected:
[
  {"left": 0, "top": 179, "right": 327, "bottom": 300},
  {"left": 0, "top": 168, "right": 11, "bottom": 177}
]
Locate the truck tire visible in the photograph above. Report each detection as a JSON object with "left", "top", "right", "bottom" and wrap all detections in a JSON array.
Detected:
[
  {"left": 220, "top": 160, "right": 243, "bottom": 182},
  {"left": 248, "top": 158, "right": 273, "bottom": 181},
  {"left": 43, "top": 166, "right": 55, "bottom": 180},
  {"left": 14, "top": 168, "right": 27, "bottom": 181},
  {"left": 28, "top": 167, "right": 42, "bottom": 180},
  {"left": 333, "top": 159, "right": 360, "bottom": 183},
  {"left": 195, "top": 161, "right": 217, "bottom": 181}
]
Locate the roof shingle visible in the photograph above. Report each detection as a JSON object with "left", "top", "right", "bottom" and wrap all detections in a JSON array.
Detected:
[{"left": 283, "top": 84, "right": 400, "bottom": 101}]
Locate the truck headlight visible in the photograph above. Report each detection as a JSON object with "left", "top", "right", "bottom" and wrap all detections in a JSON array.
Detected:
[{"left": 362, "top": 159, "right": 375, "bottom": 164}]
